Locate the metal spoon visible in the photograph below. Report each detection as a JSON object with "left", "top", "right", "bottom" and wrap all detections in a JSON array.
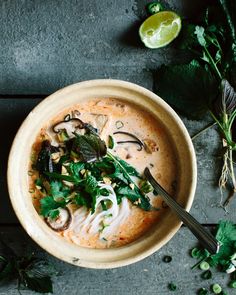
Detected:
[{"left": 144, "top": 167, "right": 220, "bottom": 254}]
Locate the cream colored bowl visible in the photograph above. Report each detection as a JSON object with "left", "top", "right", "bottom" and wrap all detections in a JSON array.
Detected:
[{"left": 7, "top": 79, "right": 197, "bottom": 268}]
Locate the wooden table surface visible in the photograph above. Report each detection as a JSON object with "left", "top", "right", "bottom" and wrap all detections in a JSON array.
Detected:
[{"left": 0, "top": 1, "right": 235, "bottom": 294}]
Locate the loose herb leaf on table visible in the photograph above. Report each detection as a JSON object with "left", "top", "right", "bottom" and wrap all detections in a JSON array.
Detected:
[
  {"left": 0, "top": 239, "right": 55, "bottom": 293},
  {"left": 190, "top": 221, "right": 236, "bottom": 293}
]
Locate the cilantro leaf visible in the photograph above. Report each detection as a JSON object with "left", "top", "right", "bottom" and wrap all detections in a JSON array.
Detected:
[
  {"left": 40, "top": 196, "right": 66, "bottom": 218},
  {"left": 50, "top": 181, "right": 70, "bottom": 199},
  {"left": 154, "top": 60, "right": 218, "bottom": 119}
]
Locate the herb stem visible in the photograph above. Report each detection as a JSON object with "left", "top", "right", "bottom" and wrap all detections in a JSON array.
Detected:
[
  {"left": 203, "top": 46, "right": 222, "bottom": 80},
  {"left": 191, "top": 122, "right": 217, "bottom": 140},
  {"left": 223, "top": 147, "right": 236, "bottom": 207}
]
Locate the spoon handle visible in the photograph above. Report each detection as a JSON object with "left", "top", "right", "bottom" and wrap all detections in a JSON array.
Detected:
[{"left": 144, "top": 168, "right": 220, "bottom": 255}]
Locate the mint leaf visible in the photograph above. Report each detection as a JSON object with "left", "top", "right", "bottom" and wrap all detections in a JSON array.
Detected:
[
  {"left": 72, "top": 133, "right": 107, "bottom": 162},
  {"left": 154, "top": 60, "right": 218, "bottom": 119},
  {"left": 18, "top": 259, "right": 55, "bottom": 294}
]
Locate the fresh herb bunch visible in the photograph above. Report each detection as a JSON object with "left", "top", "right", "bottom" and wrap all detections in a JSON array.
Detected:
[
  {"left": 34, "top": 128, "right": 153, "bottom": 220},
  {"left": 155, "top": 0, "right": 236, "bottom": 207},
  {"left": 191, "top": 221, "right": 236, "bottom": 293},
  {"left": 0, "top": 239, "right": 55, "bottom": 293}
]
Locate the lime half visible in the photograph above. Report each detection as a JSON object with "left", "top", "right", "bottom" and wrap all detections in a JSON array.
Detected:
[{"left": 139, "top": 11, "right": 181, "bottom": 49}]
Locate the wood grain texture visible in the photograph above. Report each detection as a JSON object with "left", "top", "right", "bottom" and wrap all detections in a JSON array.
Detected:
[
  {"left": 0, "top": 0, "right": 205, "bottom": 95},
  {"left": 0, "top": 226, "right": 233, "bottom": 295}
]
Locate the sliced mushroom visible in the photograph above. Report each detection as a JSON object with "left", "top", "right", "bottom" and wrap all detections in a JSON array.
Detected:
[
  {"left": 113, "top": 131, "right": 144, "bottom": 151},
  {"left": 52, "top": 117, "right": 85, "bottom": 137},
  {"left": 46, "top": 207, "right": 71, "bottom": 231}
]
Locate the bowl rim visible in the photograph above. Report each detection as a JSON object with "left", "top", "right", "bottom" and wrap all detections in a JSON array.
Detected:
[{"left": 7, "top": 79, "right": 197, "bottom": 268}]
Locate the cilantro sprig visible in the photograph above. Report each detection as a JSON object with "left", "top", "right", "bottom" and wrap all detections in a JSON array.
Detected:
[{"left": 154, "top": 0, "right": 236, "bottom": 208}]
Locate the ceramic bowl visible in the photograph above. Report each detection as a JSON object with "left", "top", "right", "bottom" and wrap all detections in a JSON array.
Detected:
[{"left": 7, "top": 79, "right": 197, "bottom": 268}]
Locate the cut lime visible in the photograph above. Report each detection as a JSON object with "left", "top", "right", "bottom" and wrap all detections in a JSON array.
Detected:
[{"left": 139, "top": 11, "right": 181, "bottom": 49}]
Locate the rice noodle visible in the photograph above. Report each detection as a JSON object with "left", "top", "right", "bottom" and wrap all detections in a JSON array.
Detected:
[{"left": 66, "top": 183, "right": 131, "bottom": 244}]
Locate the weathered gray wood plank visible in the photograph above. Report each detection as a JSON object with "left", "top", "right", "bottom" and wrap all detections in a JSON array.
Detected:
[
  {"left": 0, "top": 0, "right": 204, "bottom": 94},
  {"left": 0, "top": 226, "right": 233, "bottom": 295},
  {"left": 1, "top": 98, "right": 235, "bottom": 224}
]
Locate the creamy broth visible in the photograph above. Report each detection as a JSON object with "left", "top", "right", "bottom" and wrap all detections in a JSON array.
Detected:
[{"left": 29, "top": 98, "right": 177, "bottom": 248}]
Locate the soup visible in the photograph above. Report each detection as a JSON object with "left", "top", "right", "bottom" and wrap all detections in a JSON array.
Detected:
[{"left": 29, "top": 98, "right": 177, "bottom": 248}]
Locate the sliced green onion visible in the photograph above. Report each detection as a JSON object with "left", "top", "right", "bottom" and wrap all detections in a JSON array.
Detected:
[
  {"left": 201, "top": 270, "right": 212, "bottom": 280},
  {"left": 191, "top": 248, "right": 200, "bottom": 258},
  {"left": 212, "top": 284, "right": 222, "bottom": 294},
  {"left": 163, "top": 255, "right": 172, "bottom": 263},
  {"left": 198, "top": 288, "right": 208, "bottom": 295},
  {"left": 200, "top": 261, "right": 210, "bottom": 270},
  {"left": 146, "top": 2, "right": 163, "bottom": 15},
  {"left": 115, "top": 120, "right": 124, "bottom": 129},
  {"left": 229, "top": 280, "right": 236, "bottom": 288},
  {"left": 168, "top": 283, "right": 177, "bottom": 291},
  {"left": 108, "top": 135, "right": 115, "bottom": 149}
]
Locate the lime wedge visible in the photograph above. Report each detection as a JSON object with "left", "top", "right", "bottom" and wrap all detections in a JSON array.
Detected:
[{"left": 139, "top": 11, "right": 181, "bottom": 49}]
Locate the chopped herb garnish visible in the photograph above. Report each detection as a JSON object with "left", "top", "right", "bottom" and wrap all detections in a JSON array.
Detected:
[
  {"left": 108, "top": 135, "right": 115, "bottom": 149},
  {"left": 168, "top": 282, "right": 177, "bottom": 291},
  {"left": 201, "top": 270, "right": 212, "bottom": 280},
  {"left": 163, "top": 255, "right": 172, "bottom": 263},
  {"left": 146, "top": 2, "right": 163, "bottom": 15},
  {"left": 115, "top": 120, "right": 124, "bottom": 129},
  {"left": 229, "top": 280, "right": 236, "bottom": 288},
  {"left": 200, "top": 261, "right": 210, "bottom": 271},
  {"left": 198, "top": 288, "right": 208, "bottom": 295},
  {"left": 212, "top": 283, "right": 222, "bottom": 294}
]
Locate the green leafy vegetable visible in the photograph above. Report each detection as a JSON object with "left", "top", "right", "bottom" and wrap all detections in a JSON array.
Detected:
[
  {"left": 155, "top": 60, "right": 218, "bottom": 119},
  {"left": 72, "top": 133, "right": 107, "bottom": 162},
  {"left": 198, "top": 288, "right": 208, "bottom": 295},
  {"left": 0, "top": 239, "right": 55, "bottom": 293},
  {"left": 212, "top": 283, "right": 222, "bottom": 294},
  {"left": 168, "top": 282, "right": 177, "bottom": 291},
  {"left": 153, "top": 0, "right": 236, "bottom": 206},
  {"left": 201, "top": 270, "right": 212, "bottom": 280},
  {"left": 40, "top": 196, "right": 66, "bottom": 218},
  {"left": 146, "top": 2, "right": 164, "bottom": 15}
]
